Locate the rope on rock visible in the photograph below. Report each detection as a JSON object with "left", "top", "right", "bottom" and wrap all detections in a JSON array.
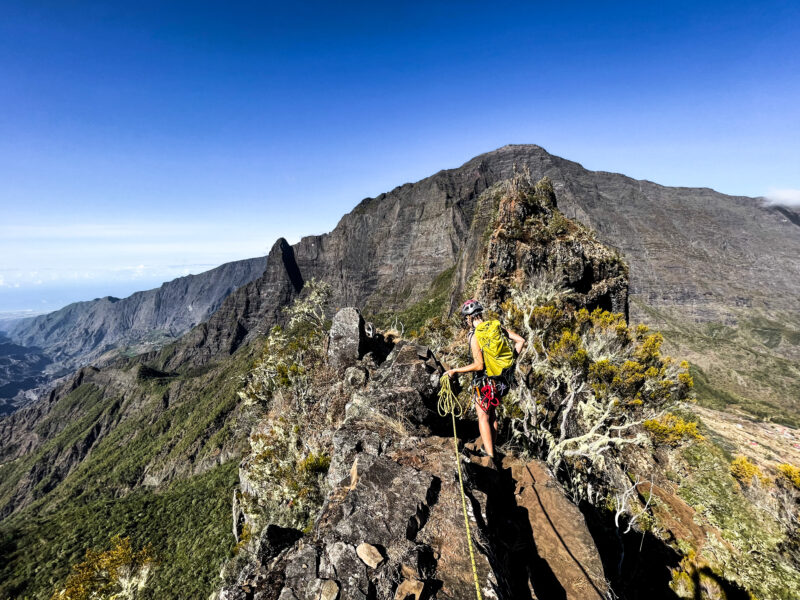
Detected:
[{"left": 437, "top": 374, "right": 483, "bottom": 600}]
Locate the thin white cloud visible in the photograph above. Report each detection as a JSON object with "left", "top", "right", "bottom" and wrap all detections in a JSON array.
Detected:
[
  {"left": 765, "top": 188, "right": 800, "bottom": 206},
  {"left": 0, "top": 216, "right": 277, "bottom": 292},
  {"left": 0, "top": 222, "right": 217, "bottom": 241}
]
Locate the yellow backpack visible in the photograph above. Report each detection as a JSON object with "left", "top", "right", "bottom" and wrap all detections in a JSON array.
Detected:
[{"left": 473, "top": 320, "right": 514, "bottom": 377}]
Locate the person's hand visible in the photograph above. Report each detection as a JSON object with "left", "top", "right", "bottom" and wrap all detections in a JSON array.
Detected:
[{"left": 444, "top": 369, "right": 454, "bottom": 378}]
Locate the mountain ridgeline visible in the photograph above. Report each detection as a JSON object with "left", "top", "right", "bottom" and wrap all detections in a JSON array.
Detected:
[
  {"left": 1, "top": 145, "right": 799, "bottom": 599},
  {"left": 7, "top": 255, "right": 269, "bottom": 372},
  {"left": 0, "top": 256, "right": 268, "bottom": 413},
  {"left": 160, "top": 144, "right": 800, "bottom": 423}
]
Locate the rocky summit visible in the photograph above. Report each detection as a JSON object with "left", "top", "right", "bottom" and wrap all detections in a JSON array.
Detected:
[
  {"left": 154, "top": 145, "right": 800, "bottom": 423},
  {"left": 0, "top": 147, "right": 798, "bottom": 600}
]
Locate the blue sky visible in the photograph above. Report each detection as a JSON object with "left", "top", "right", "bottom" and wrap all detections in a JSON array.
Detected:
[{"left": 1, "top": 1, "right": 798, "bottom": 312}]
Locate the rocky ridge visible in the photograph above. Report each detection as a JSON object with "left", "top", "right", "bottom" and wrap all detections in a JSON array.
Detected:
[
  {"left": 215, "top": 179, "right": 797, "bottom": 600},
  {"left": 151, "top": 145, "right": 799, "bottom": 422},
  {"left": 219, "top": 310, "right": 612, "bottom": 600},
  {"left": 1, "top": 147, "right": 799, "bottom": 599},
  {"left": 6, "top": 255, "right": 267, "bottom": 374}
]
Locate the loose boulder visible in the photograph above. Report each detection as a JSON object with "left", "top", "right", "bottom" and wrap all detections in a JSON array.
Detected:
[{"left": 327, "top": 308, "right": 367, "bottom": 372}]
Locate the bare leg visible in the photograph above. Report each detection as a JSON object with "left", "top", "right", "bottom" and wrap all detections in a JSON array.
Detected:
[{"left": 477, "top": 406, "right": 494, "bottom": 458}]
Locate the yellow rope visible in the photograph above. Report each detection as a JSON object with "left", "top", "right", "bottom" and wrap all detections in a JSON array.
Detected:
[
  {"left": 437, "top": 375, "right": 483, "bottom": 600},
  {"left": 437, "top": 372, "right": 465, "bottom": 418}
]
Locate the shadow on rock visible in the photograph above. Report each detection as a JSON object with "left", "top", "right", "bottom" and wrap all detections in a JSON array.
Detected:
[
  {"left": 581, "top": 501, "right": 682, "bottom": 600},
  {"left": 465, "top": 462, "right": 567, "bottom": 600}
]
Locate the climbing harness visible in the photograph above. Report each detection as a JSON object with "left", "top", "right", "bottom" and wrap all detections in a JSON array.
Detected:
[
  {"left": 437, "top": 375, "right": 484, "bottom": 600},
  {"left": 473, "top": 377, "right": 500, "bottom": 413}
]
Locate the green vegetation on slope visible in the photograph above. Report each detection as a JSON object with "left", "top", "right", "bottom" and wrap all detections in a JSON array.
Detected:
[
  {"left": 0, "top": 339, "right": 263, "bottom": 598},
  {"left": 678, "top": 438, "right": 800, "bottom": 599},
  {"left": 0, "top": 384, "right": 115, "bottom": 512},
  {"left": 234, "top": 280, "right": 333, "bottom": 538},
  {"left": 0, "top": 461, "right": 237, "bottom": 600},
  {"left": 390, "top": 265, "right": 456, "bottom": 334},
  {"left": 633, "top": 300, "right": 800, "bottom": 427},
  {"left": 369, "top": 265, "right": 456, "bottom": 335}
]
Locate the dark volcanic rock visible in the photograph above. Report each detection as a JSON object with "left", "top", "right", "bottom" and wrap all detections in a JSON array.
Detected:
[
  {"left": 344, "top": 341, "right": 443, "bottom": 436},
  {"left": 218, "top": 325, "right": 609, "bottom": 600},
  {"left": 328, "top": 307, "right": 367, "bottom": 373},
  {"left": 161, "top": 145, "right": 800, "bottom": 373},
  {"left": 476, "top": 175, "right": 629, "bottom": 317}
]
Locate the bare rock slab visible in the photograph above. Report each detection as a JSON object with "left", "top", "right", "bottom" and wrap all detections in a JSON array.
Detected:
[
  {"left": 356, "top": 542, "right": 384, "bottom": 568},
  {"left": 328, "top": 308, "right": 366, "bottom": 372},
  {"left": 317, "top": 579, "right": 339, "bottom": 600},
  {"left": 394, "top": 579, "right": 425, "bottom": 600}
]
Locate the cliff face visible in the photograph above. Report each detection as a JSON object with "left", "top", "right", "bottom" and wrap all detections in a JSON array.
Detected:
[
  {"left": 157, "top": 145, "right": 799, "bottom": 422},
  {"left": 7, "top": 145, "right": 797, "bottom": 418},
  {"left": 2, "top": 256, "right": 267, "bottom": 389},
  {"left": 0, "top": 334, "right": 50, "bottom": 415}
]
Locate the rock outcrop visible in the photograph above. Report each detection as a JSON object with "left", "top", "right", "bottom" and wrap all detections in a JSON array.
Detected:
[
  {"left": 328, "top": 308, "right": 368, "bottom": 373},
  {"left": 138, "top": 145, "right": 800, "bottom": 426},
  {"left": 218, "top": 314, "right": 610, "bottom": 600},
  {"left": 474, "top": 174, "right": 628, "bottom": 317}
]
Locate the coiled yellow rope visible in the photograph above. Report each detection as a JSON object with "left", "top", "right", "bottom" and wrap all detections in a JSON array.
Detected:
[
  {"left": 437, "top": 372, "right": 466, "bottom": 418},
  {"left": 437, "top": 375, "right": 483, "bottom": 600}
]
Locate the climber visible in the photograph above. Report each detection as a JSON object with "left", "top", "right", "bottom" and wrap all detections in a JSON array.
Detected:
[{"left": 444, "top": 299, "right": 525, "bottom": 463}]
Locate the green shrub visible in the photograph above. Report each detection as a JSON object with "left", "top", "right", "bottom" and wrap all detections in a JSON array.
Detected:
[
  {"left": 500, "top": 280, "right": 694, "bottom": 502},
  {"left": 51, "top": 535, "right": 154, "bottom": 600},
  {"left": 730, "top": 455, "right": 766, "bottom": 487},
  {"left": 643, "top": 413, "right": 703, "bottom": 447},
  {"left": 777, "top": 463, "right": 800, "bottom": 489},
  {"left": 242, "top": 420, "right": 330, "bottom": 532},
  {"left": 239, "top": 279, "right": 331, "bottom": 406}
]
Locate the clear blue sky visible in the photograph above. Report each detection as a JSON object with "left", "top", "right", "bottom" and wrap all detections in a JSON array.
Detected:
[{"left": 1, "top": 1, "right": 798, "bottom": 312}]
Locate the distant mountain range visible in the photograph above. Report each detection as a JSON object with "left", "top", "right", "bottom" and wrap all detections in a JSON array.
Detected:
[{"left": 0, "top": 256, "right": 267, "bottom": 413}]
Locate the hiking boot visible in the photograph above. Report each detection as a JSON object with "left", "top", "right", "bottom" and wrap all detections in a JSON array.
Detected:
[
  {"left": 476, "top": 449, "right": 498, "bottom": 470},
  {"left": 492, "top": 453, "right": 503, "bottom": 471}
]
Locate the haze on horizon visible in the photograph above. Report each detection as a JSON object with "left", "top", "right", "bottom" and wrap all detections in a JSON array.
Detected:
[{"left": 1, "top": 1, "right": 798, "bottom": 314}]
